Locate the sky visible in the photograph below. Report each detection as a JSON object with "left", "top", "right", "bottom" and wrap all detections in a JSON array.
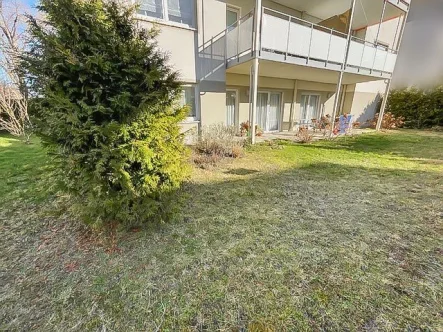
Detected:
[{"left": 23, "top": 0, "right": 36, "bottom": 6}]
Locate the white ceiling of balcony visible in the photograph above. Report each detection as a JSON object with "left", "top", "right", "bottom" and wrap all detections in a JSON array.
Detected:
[
  {"left": 227, "top": 59, "right": 385, "bottom": 85},
  {"left": 272, "top": 0, "right": 403, "bottom": 30}
]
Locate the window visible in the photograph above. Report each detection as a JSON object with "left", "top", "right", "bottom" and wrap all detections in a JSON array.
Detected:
[
  {"left": 300, "top": 94, "right": 321, "bottom": 125},
  {"left": 226, "top": 90, "right": 237, "bottom": 126},
  {"left": 138, "top": 0, "right": 164, "bottom": 19},
  {"left": 137, "top": 0, "right": 195, "bottom": 27},
  {"left": 227, "top": 6, "right": 240, "bottom": 30},
  {"left": 180, "top": 86, "right": 196, "bottom": 119}
]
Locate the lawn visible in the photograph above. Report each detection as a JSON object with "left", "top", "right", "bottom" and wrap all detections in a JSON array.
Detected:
[{"left": 1, "top": 130, "right": 442, "bottom": 331}]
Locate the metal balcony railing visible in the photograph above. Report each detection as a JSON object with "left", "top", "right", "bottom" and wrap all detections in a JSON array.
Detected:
[
  {"left": 201, "top": 5, "right": 402, "bottom": 78},
  {"left": 226, "top": 11, "right": 254, "bottom": 61},
  {"left": 347, "top": 36, "right": 398, "bottom": 73},
  {"left": 260, "top": 8, "right": 348, "bottom": 66}
]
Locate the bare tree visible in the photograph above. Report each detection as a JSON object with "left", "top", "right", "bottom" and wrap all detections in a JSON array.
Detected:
[{"left": 0, "top": 0, "right": 31, "bottom": 142}]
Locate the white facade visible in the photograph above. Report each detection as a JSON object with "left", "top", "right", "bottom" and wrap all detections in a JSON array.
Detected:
[{"left": 134, "top": 0, "right": 412, "bottom": 138}]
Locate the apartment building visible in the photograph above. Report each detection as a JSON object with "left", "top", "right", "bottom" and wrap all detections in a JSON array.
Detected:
[{"left": 134, "top": 0, "right": 411, "bottom": 142}]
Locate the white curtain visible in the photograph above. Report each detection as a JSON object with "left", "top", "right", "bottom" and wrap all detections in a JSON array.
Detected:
[
  {"left": 226, "top": 92, "right": 236, "bottom": 126},
  {"left": 257, "top": 93, "right": 268, "bottom": 131},
  {"left": 168, "top": 0, "right": 193, "bottom": 26},
  {"left": 309, "top": 95, "right": 320, "bottom": 120},
  {"left": 300, "top": 95, "right": 309, "bottom": 123},
  {"left": 138, "top": 0, "right": 163, "bottom": 19},
  {"left": 268, "top": 93, "right": 281, "bottom": 131},
  {"left": 301, "top": 95, "right": 320, "bottom": 124}
]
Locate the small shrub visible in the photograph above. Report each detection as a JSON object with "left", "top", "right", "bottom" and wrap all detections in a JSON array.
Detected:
[
  {"left": 369, "top": 112, "right": 405, "bottom": 130},
  {"left": 240, "top": 121, "right": 263, "bottom": 137},
  {"left": 430, "top": 125, "right": 443, "bottom": 132},
  {"left": 231, "top": 145, "right": 243, "bottom": 158},
  {"left": 192, "top": 124, "right": 244, "bottom": 166},
  {"left": 296, "top": 126, "right": 313, "bottom": 143},
  {"left": 192, "top": 152, "right": 221, "bottom": 169}
]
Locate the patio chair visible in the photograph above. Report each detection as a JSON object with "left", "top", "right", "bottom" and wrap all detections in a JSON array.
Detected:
[{"left": 339, "top": 114, "right": 354, "bottom": 135}]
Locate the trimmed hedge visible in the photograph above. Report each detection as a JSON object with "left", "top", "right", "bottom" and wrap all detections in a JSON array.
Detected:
[{"left": 386, "top": 86, "right": 443, "bottom": 128}]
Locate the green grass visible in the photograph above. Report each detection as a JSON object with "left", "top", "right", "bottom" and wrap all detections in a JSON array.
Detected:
[
  {"left": 0, "top": 134, "right": 52, "bottom": 205},
  {"left": 1, "top": 130, "right": 442, "bottom": 331}
]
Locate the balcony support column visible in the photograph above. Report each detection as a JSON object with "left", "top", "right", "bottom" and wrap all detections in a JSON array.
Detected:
[
  {"left": 250, "top": 58, "right": 259, "bottom": 143},
  {"left": 376, "top": 79, "right": 392, "bottom": 131},
  {"left": 288, "top": 80, "right": 298, "bottom": 132},
  {"left": 329, "top": 0, "right": 356, "bottom": 138},
  {"left": 329, "top": 72, "right": 344, "bottom": 138},
  {"left": 249, "top": 0, "right": 262, "bottom": 144}
]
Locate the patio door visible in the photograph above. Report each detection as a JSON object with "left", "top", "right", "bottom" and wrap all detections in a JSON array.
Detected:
[
  {"left": 226, "top": 90, "right": 237, "bottom": 126},
  {"left": 300, "top": 94, "right": 321, "bottom": 125},
  {"left": 257, "top": 92, "right": 281, "bottom": 132}
]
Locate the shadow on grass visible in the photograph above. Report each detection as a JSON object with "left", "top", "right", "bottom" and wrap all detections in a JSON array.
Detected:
[
  {"left": 224, "top": 168, "right": 260, "bottom": 176},
  {"left": 2, "top": 134, "right": 443, "bottom": 330},
  {"left": 299, "top": 131, "right": 443, "bottom": 161}
]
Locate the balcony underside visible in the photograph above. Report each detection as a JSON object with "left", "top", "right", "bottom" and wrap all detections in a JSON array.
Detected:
[
  {"left": 224, "top": 6, "right": 400, "bottom": 80},
  {"left": 227, "top": 58, "right": 387, "bottom": 85},
  {"left": 272, "top": 0, "right": 409, "bottom": 27}
]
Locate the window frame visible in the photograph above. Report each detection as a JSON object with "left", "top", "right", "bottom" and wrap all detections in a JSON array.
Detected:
[
  {"left": 134, "top": 0, "right": 196, "bottom": 30},
  {"left": 226, "top": 5, "right": 241, "bottom": 30},
  {"left": 300, "top": 93, "right": 322, "bottom": 125},
  {"left": 180, "top": 84, "right": 199, "bottom": 122},
  {"left": 226, "top": 88, "right": 239, "bottom": 127}
]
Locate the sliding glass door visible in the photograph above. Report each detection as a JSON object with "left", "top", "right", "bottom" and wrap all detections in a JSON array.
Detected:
[
  {"left": 300, "top": 94, "right": 321, "bottom": 125},
  {"left": 257, "top": 92, "right": 282, "bottom": 132}
]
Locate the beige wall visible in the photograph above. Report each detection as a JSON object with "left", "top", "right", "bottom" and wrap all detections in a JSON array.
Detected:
[
  {"left": 342, "top": 81, "right": 386, "bottom": 124},
  {"left": 200, "top": 85, "right": 227, "bottom": 127},
  {"left": 225, "top": 73, "right": 339, "bottom": 131},
  {"left": 354, "top": 16, "right": 403, "bottom": 49},
  {"left": 199, "top": 0, "right": 226, "bottom": 44},
  {"left": 136, "top": 0, "right": 388, "bottom": 133},
  {"left": 197, "top": 0, "right": 227, "bottom": 129},
  {"left": 225, "top": 73, "right": 385, "bottom": 130},
  {"left": 228, "top": 0, "right": 303, "bottom": 18},
  {"left": 137, "top": 19, "right": 197, "bottom": 83}
]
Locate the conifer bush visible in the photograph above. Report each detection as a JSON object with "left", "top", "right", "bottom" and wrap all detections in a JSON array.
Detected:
[{"left": 24, "top": 0, "right": 189, "bottom": 227}]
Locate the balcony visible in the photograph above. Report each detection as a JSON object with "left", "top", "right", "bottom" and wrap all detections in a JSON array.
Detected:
[
  {"left": 225, "top": 7, "right": 399, "bottom": 79},
  {"left": 388, "top": 0, "right": 411, "bottom": 12}
]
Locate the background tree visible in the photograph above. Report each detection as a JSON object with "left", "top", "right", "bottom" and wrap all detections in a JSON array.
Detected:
[
  {"left": 0, "top": 0, "right": 31, "bottom": 142},
  {"left": 24, "top": 0, "right": 189, "bottom": 227}
]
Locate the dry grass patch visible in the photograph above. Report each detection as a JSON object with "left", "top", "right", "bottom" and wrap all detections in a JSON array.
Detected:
[
  {"left": 191, "top": 124, "right": 245, "bottom": 168},
  {"left": 1, "top": 130, "right": 442, "bottom": 331}
]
